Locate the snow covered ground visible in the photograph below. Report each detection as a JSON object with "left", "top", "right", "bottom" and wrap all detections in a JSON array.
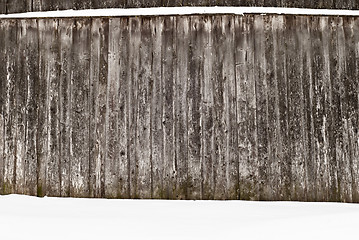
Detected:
[
  {"left": 2, "top": 7, "right": 359, "bottom": 18},
  {"left": 1, "top": 195, "right": 359, "bottom": 240}
]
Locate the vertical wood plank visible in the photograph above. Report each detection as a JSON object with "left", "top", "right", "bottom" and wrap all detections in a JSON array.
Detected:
[
  {"left": 288, "top": 16, "right": 307, "bottom": 201},
  {"left": 162, "top": 16, "right": 176, "bottom": 199},
  {"left": 336, "top": 17, "right": 353, "bottom": 202},
  {"left": 0, "top": 0, "right": 5, "bottom": 13},
  {"left": 70, "top": 18, "right": 91, "bottom": 197},
  {"left": 276, "top": 16, "right": 290, "bottom": 200},
  {"left": 128, "top": 17, "right": 140, "bottom": 198},
  {"left": 135, "top": 17, "right": 152, "bottom": 199},
  {"left": 14, "top": 20, "right": 27, "bottom": 195},
  {"left": 38, "top": 19, "right": 61, "bottom": 197},
  {"left": 118, "top": 17, "right": 130, "bottom": 198},
  {"left": 20, "top": 19, "right": 39, "bottom": 196},
  {"left": 89, "top": 18, "right": 108, "bottom": 198},
  {"left": 59, "top": 18, "right": 73, "bottom": 197},
  {"left": 201, "top": 15, "right": 214, "bottom": 200},
  {"left": 3, "top": 20, "right": 18, "bottom": 194},
  {"left": 150, "top": 17, "right": 164, "bottom": 199},
  {"left": 0, "top": 21, "right": 5, "bottom": 194},
  {"left": 339, "top": 17, "right": 354, "bottom": 202},
  {"left": 106, "top": 18, "right": 120, "bottom": 199},
  {"left": 235, "top": 15, "right": 259, "bottom": 200},
  {"left": 4, "top": 20, "right": 19, "bottom": 195},
  {"left": 37, "top": 19, "right": 49, "bottom": 197},
  {"left": 254, "top": 15, "right": 270, "bottom": 201},
  {"left": 352, "top": 17, "right": 359, "bottom": 202},
  {"left": 343, "top": 17, "right": 358, "bottom": 202},
  {"left": 188, "top": 16, "right": 203, "bottom": 200},
  {"left": 264, "top": 16, "right": 281, "bottom": 200},
  {"left": 327, "top": 16, "right": 340, "bottom": 202},
  {"left": 46, "top": 19, "right": 61, "bottom": 197},
  {"left": 175, "top": 16, "right": 189, "bottom": 199},
  {"left": 212, "top": 15, "right": 225, "bottom": 199}
]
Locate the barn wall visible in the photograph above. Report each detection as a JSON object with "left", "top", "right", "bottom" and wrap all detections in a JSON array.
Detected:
[
  {"left": 1, "top": 0, "right": 359, "bottom": 14},
  {"left": 1, "top": 14, "right": 359, "bottom": 201}
]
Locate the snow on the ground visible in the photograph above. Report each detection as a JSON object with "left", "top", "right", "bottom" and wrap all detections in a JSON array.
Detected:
[
  {"left": 1, "top": 195, "right": 359, "bottom": 240},
  {"left": 1, "top": 7, "right": 359, "bottom": 18}
]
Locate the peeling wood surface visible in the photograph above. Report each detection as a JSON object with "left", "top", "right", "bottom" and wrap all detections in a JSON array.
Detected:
[
  {"left": 1, "top": 15, "right": 359, "bottom": 202},
  {"left": 3, "top": 0, "right": 359, "bottom": 14}
]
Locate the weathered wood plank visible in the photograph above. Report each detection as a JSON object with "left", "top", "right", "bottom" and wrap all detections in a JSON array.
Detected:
[
  {"left": 16, "top": 20, "right": 27, "bottom": 195},
  {"left": 343, "top": 17, "right": 358, "bottom": 202},
  {"left": 118, "top": 17, "right": 130, "bottom": 199},
  {"left": 246, "top": 15, "right": 259, "bottom": 201},
  {"left": 162, "top": 16, "right": 176, "bottom": 199},
  {"left": 352, "top": 17, "right": 359, "bottom": 202},
  {"left": 222, "top": 15, "right": 238, "bottom": 200},
  {"left": 135, "top": 17, "right": 152, "bottom": 199},
  {"left": 174, "top": 16, "right": 189, "bottom": 199},
  {"left": 38, "top": 19, "right": 61, "bottom": 197},
  {"left": 287, "top": 16, "right": 307, "bottom": 201},
  {"left": 188, "top": 16, "right": 203, "bottom": 200},
  {"left": 235, "top": 15, "right": 258, "bottom": 200},
  {"left": 150, "top": 17, "right": 164, "bottom": 199},
  {"left": 276, "top": 15, "right": 290, "bottom": 200},
  {"left": 201, "top": 15, "right": 214, "bottom": 200},
  {"left": 45, "top": 19, "right": 61, "bottom": 197},
  {"left": 340, "top": 17, "right": 355, "bottom": 203},
  {"left": 254, "top": 15, "right": 270, "bottom": 201},
  {"left": 106, "top": 18, "right": 120, "bottom": 199},
  {"left": 0, "top": 0, "right": 5, "bottom": 14},
  {"left": 327, "top": 16, "right": 340, "bottom": 202},
  {"left": 58, "top": 18, "right": 73, "bottom": 197},
  {"left": 89, "top": 18, "right": 107, "bottom": 198},
  {"left": 20, "top": 19, "right": 39, "bottom": 196},
  {"left": 37, "top": 19, "right": 49, "bottom": 197},
  {"left": 70, "top": 18, "right": 91, "bottom": 197},
  {"left": 0, "top": 20, "right": 5, "bottom": 195},
  {"left": 336, "top": 17, "right": 353, "bottom": 202},
  {"left": 263, "top": 15, "right": 281, "bottom": 201},
  {"left": 6, "top": 0, "right": 30, "bottom": 13},
  {"left": 128, "top": 17, "right": 140, "bottom": 198},
  {"left": 3, "top": 20, "right": 18, "bottom": 195}
]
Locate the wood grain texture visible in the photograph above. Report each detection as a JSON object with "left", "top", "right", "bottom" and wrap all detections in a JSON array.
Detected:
[
  {"left": 58, "top": 18, "right": 73, "bottom": 197},
  {"left": 0, "top": 15, "right": 359, "bottom": 201},
  {"left": 70, "top": 18, "right": 91, "bottom": 197},
  {"left": 0, "top": 20, "right": 5, "bottom": 195},
  {"left": 5, "top": 0, "right": 359, "bottom": 14}
]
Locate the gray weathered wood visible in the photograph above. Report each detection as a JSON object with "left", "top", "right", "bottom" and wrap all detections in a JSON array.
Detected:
[
  {"left": 5, "top": 0, "right": 359, "bottom": 14},
  {"left": 1, "top": 15, "right": 359, "bottom": 201},
  {"left": 106, "top": 18, "right": 120, "bottom": 199},
  {"left": 0, "top": 20, "right": 5, "bottom": 195},
  {"left": 162, "top": 16, "right": 176, "bottom": 199},
  {"left": 201, "top": 15, "right": 214, "bottom": 199},
  {"left": 150, "top": 17, "right": 164, "bottom": 199},
  {"left": 58, "top": 18, "right": 73, "bottom": 197},
  {"left": 188, "top": 16, "right": 203, "bottom": 200},
  {"left": 45, "top": 19, "right": 61, "bottom": 197},
  {"left": 70, "top": 18, "right": 91, "bottom": 197},
  {"left": 174, "top": 16, "right": 189, "bottom": 199},
  {"left": 118, "top": 17, "right": 130, "bottom": 198},
  {"left": 128, "top": 17, "right": 140, "bottom": 198},
  {"left": 136, "top": 17, "right": 152, "bottom": 199}
]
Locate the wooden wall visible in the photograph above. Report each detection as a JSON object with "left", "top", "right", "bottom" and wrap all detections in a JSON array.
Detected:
[
  {"left": 2, "top": 0, "right": 359, "bottom": 14},
  {"left": 1, "top": 14, "right": 359, "bottom": 201}
]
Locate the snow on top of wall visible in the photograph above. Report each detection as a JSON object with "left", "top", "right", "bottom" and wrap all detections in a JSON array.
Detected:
[{"left": 1, "top": 6, "right": 359, "bottom": 19}]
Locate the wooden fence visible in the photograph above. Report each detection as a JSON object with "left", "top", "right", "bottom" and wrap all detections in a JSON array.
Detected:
[
  {"left": 2, "top": 0, "right": 359, "bottom": 14},
  {"left": 1, "top": 14, "right": 359, "bottom": 201}
]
